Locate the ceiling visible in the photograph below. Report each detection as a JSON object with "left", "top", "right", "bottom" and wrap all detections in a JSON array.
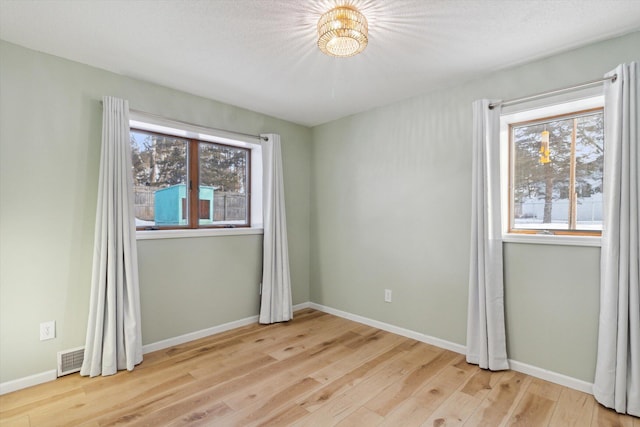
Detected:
[{"left": 1, "top": 0, "right": 639, "bottom": 127}]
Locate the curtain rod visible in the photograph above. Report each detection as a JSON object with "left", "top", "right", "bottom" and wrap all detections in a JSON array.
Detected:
[
  {"left": 488, "top": 74, "right": 617, "bottom": 110},
  {"left": 100, "top": 101, "right": 267, "bottom": 141},
  {"left": 130, "top": 109, "right": 268, "bottom": 141}
]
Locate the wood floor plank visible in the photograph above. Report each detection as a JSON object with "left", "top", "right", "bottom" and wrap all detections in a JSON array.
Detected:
[
  {"left": 41, "top": 372, "right": 196, "bottom": 426},
  {"left": 0, "top": 414, "right": 31, "bottom": 427},
  {"left": 343, "top": 328, "right": 408, "bottom": 350},
  {"left": 24, "top": 392, "right": 91, "bottom": 427},
  {"left": 292, "top": 353, "right": 418, "bottom": 426},
  {"left": 348, "top": 322, "right": 380, "bottom": 335},
  {"left": 459, "top": 368, "right": 505, "bottom": 400},
  {"left": 142, "top": 398, "right": 233, "bottom": 427},
  {"left": 421, "top": 390, "right": 483, "bottom": 427},
  {"left": 506, "top": 391, "right": 555, "bottom": 426},
  {"left": 103, "top": 329, "right": 358, "bottom": 426},
  {"left": 239, "top": 320, "right": 338, "bottom": 349},
  {"left": 527, "top": 377, "right": 563, "bottom": 401},
  {"left": 222, "top": 370, "right": 304, "bottom": 411},
  {"left": 1, "top": 309, "right": 639, "bottom": 427},
  {"left": 82, "top": 354, "right": 204, "bottom": 390},
  {"left": 265, "top": 318, "right": 355, "bottom": 360},
  {"left": 222, "top": 338, "right": 358, "bottom": 413},
  {"left": 255, "top": 404, "right": 310, "bottom": 427},
  {"left": 0, "top": 376, "right": 85, "bottom": 414},
  {"left": 592, "top": 402, "right": 635, "bottom": 427},
  {"left": 187, "top": 349, "right": 278, "bottom": 380},
  {"left": 296, "top": 339, "right": 410, "bottom": 413},
  {"left": 0, "top": 386, "right": 85, "bottom": 420},
  {"left": 464, "top": 370, "right": 531, "bottom": 427},
  {"left": 220, "top": 376, "right": 322, "bottom": 426},
  {"left": 307, "top": 330, "right": 407, "bottom": 385},
  {"left": 548, "top": 387, "right": 595, "bottom": 427},
  {"left": 164, "top": 400, "right": 233, "bottom": 427},
  {"left": 364, "top": 348, "right": 458, "bottom": 417},
  {"left": 378, "top": 363, "right": 475, "bottom": 426},
  {"left": 334, "top": 406, "right": 384, "bottom": 427},
  {"left": 92, "top": 355, "right": 279, "bottom": 424}
]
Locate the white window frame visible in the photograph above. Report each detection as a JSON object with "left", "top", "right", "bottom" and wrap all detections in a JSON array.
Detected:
[
  {"left": 129, "top": 112, "right": 263, "bottom": 240},
  {"left": 499, "top": 92, "right": 604, "bottom": 247}
]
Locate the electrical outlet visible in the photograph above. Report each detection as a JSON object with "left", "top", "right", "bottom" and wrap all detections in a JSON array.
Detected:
[
  {"left": 384, "top": 289, "right": 392, "bottom": 303},
  {"left": 40, "top": 321, "right": 55, "bottom": 341}
]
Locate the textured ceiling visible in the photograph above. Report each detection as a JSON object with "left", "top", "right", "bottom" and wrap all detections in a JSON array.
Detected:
[{"left": 1, "top": 0, "right": 639, "bottom": 127}]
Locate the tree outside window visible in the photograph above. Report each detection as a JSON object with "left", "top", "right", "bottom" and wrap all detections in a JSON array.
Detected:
[{"left": 510, "top": 109, "right": 604, "bottom": 234}]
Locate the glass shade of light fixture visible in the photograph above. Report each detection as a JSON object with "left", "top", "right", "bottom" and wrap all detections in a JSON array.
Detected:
[{"left": 317, "top": 5, "right": 368, "bottom": 57}]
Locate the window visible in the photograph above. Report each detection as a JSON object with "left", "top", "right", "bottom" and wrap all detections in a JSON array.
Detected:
[
  {"left": 501, "top": 96, "right": 604, "bottom": 240},
  {"left": 130, "top": 128, "right": 251, "bottom": 230}
]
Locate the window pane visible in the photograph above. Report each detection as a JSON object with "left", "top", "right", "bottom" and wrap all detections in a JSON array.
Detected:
[
  {"left": 574, "top": 114, "right": 604, "bottom": 230},
  {"left": 511, "top": 111, "right": 603, "bottom": 232},
  {"left": 198, "top": 142, "right": 249, "bottom": 226},
  {"left": 130, "top": 130, "right": 188, "bottom": 228}
]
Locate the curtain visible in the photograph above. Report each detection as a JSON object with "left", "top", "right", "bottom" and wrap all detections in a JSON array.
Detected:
[
  {"left": 466, "top": 99, "right": 509, "bottom": 371},
  {"left": 259, "top": 134, "right": 293, "bottom": 324},
  {"left": 594, "top": 62, "right": 639, "bottom": 417},
  {"left": 81, "top": 96, "right": 143, "bottom": 377}
]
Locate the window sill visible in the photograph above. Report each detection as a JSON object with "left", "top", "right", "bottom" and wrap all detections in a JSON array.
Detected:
[
  {"left": 502, "top": 233, "right": 601, "bottom": 247},
  {"left": 136, "top": 227, "right": 264, "bottom": 240}
]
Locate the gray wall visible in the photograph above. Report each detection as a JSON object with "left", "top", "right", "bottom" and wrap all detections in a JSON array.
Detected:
[
  {"left": 310, "top": 32, "right": 639, "bottom": 383},
  {"left": 0, "top": 41, "right": 311, "bottom": 383}
]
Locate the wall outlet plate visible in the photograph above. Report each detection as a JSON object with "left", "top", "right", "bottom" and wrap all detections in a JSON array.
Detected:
[
  {"left": 40, "top": 320, "right": 55, "bottom": 341},
  {"left": 384, "top": 289, "right": 392, "bottom": 303}
]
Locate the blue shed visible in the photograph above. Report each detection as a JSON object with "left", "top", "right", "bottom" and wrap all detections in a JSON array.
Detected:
[{"left": 154, "top": 184, "right": 214, "bottom": 225}]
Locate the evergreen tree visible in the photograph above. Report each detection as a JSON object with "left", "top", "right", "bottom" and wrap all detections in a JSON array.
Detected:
[
  {"left": 198, "top": 143, "right": 247, "bottom": 193},
  {"left": 130, "top": 131, "right": 187, "bottom": 187},
  {"left": 512, "top": 111, "right": 603, "bottom": 225}
]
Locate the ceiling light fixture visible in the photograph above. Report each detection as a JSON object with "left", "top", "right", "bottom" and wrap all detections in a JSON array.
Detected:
[{"left": 317, "top": 5, "right": 368, "bottom": 57}]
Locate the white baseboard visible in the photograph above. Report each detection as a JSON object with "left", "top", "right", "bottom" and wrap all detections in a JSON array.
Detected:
[
  {"left": 309, "top": 302, "right": 467, "bottom": 355},
  {"left": 0, "top": 370, "right": 57, "bottom": 395},
  {"left": 0, "top": 301, "right": 593, "bottom": 397},
  {"left": 292, "top": 302, "right": 311, "bottom": 311},
  {"left": 309, "top": 302, "right": 594, "bottom": 395},
  {"left": 0, "top": 303, "right": 312, "bottom": 395},
  {"left": 143, "top": 302, "right": 310, "bottom": 354},
  {"left": 142, "top": 314, "right": 259, "bottom": 354},
  {"left": 508, "top": 360, "right": 593, "bottom": 394}
]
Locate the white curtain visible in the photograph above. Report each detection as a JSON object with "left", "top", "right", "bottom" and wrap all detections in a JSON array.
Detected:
[
  {"left": 466, "top": 99, "right": 509, "bottom": 371},
  {"left": 81, "top": 96, "right": 143, "bottom": 377},
  {"left": 259, "top": 134, "right": 293, "bottom": 324},
  {"left": 594, "top": 62, "right": 639, "bottom": 417}
]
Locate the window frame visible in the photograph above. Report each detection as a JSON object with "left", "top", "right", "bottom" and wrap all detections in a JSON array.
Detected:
[
  {"left": 129, "top": 113, "right": 263, "bottom": 239},
  {"left": 130, "top": 127, "right": 252, "bottom": 231},
  {"left": 499, "top": 94, "right": 604, "bottom": 247}
]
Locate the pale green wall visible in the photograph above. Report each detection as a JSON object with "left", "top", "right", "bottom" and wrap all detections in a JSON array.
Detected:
[
  {"left": 310, "top": 32, "right": 639, "bottom": 383},
  {"left": 1, "top": 32, "right": 638, "bottom": 387},
  {"left": 0, "top": 40, "right": 311, "bottom": 383}
]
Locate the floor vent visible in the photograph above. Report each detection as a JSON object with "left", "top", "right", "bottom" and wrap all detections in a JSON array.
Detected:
[{"left": 57, "top": 347, "right": 84, "bottom": 377}]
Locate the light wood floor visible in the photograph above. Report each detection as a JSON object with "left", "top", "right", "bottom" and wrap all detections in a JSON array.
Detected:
[{"left": 1, "top": 309, "right": 638, "bottom": 426}]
